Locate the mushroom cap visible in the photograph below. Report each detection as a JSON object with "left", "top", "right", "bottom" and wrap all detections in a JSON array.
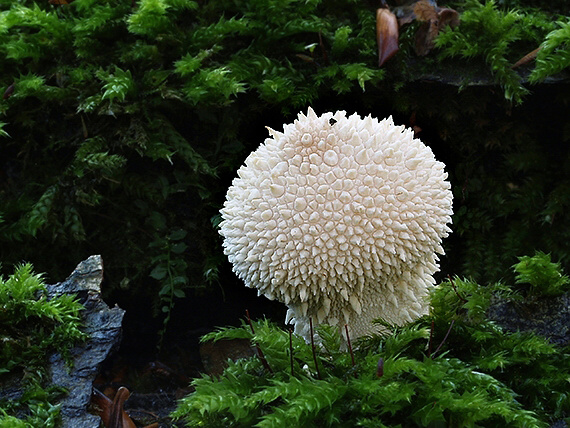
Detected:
[{"left": 220, "top": 108, "right": 453, "bottom": 340}]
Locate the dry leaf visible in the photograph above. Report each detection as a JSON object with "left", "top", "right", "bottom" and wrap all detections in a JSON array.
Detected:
[
  {"left": 91, "top": 388, "right": 113, "bottom": 426},
  {"left": 438, "top": 7, "right": 460, "bottom": 28},
  {"left": 378, "top": 1, "right": 460, "bottom": 63},
  {"left": 413, "top": 0, "right": 438, "bottom": 22},
  {"left": 415, "top": 21, "right": 439, "bottom": 56},
  {"left": 376, "top": 8, "right": 399, "bottom": 67},
  {"left": 110, "top": 387, "right": 137, "bottom": 428},
  {"left": 91, "top": 387, "right": 138, "bottom": 428},
  {"left": 414, "top": 2, "right": 459, "bottom": 56}
]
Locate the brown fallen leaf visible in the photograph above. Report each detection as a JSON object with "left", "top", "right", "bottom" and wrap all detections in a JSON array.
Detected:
[
  {"left": 413, "top": 0, "right": 438, "bottom": 56},
  {"left": 384, "top": 1, "right": 460, "bottom": 61},
  {"left": 415, "top": 25, "right": 439, "bottom": 56},
  {"left": 413, "top": 0, "right": 460, "bottom": 56},
  {"left": 91, "top": 386, "right": 158, "bottom": 428},
  {"left": 376, "top": 7, "right": 399, "bottom": 67},
  {"left": 110, "top": 387, "right": 136, "bottom": 428},
  {"left": 438, "top": 7, "right": 461, "bottom": 28},
  {"left": 414, "top": 0, "right": 438, "bottom": 22}
]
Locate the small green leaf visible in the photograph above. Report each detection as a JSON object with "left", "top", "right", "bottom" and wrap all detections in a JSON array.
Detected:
[
  {"left": 171, "top": 242, "right": 188, "bottom": 254},
  {"left": 169, "top": 229, "right": 187, "bottom": 240},
  {"left": 159, "top": 283, "right": 171, "bottom": 295},
  {"left": 0, "top": 122, "right": 10, "bottom": 138},
  {"left": 149, "top": 211, "right": 167, "bottom": 231},
  {"left": 173, "top": 289, "right": 186, "bottom": 298},
  {"left": 150, "top": 265, "right": 168, "bottom": 280},
  {"left": 172, "top": 276, "right": 188, "bottom": 286}
]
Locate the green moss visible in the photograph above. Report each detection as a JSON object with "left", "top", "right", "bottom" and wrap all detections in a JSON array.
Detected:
[
  {"left": 173, "top": 254, "right": 570, "bottom": 426},
  {"left": 0, "top": 264, "right": 87, "bottom": 426},
  {"left": 435, "top": 0, "right": 561, "bottom": 103},
  {"left": 513, "top": 251, "right": 570, "bottom": 296},
  {"left": 529, "top": 18, "right": 570, "bottom": 82}
]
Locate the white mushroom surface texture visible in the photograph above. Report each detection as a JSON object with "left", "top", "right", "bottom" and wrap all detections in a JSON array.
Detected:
[{"left": 219, "top": 107, "right": 453, "bottom": 341}]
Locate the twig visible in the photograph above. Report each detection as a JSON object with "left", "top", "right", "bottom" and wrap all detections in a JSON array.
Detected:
[
  {"left": 431, "top": 320, "right": 455, "bottom": 358},
  {"left": 289, "top": 328, "right": 294, "bottom": 376},
  {"left": 448, "top": 275, "right": 467, "bottom": 303},
  {"left": 245, "top": 310, "right": 273, "bottom": 373},
  {"left": 318, "top": 31, "right": 329, "bottom": 65},
  {"left": 245, "top": 309, "right": 255, "bottom": 333},
  {"left": 427, "top": 319, "right": 434, "bottom": 358},
  {"left": 309, "top": 317, "right": 321, "bottom": 379},
  {"left": 344, "top": 324, "right": 355, "bottom": 367},
  {"left": 511, "top": 46, "right": 541, "bottom": 69}
]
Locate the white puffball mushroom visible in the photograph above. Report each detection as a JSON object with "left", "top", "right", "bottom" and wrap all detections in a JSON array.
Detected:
[{"left": 219, "top": 107, "right": 453, "bottom": 341}]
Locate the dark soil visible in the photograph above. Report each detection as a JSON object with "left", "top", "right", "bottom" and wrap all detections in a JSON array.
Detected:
[{"left": 95, "top": 278, "right": 287, "bottom": 427}]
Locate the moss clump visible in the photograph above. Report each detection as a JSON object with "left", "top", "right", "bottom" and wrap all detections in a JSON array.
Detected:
[
  {"left": 0, "top": 264, "right": 87, "bottom": 426},
  {"left": 435, "top": 0, "right": 565, "bottom": 103},
  {"left": 529, "top": 19, "right": 570, "bottom": 82},
  {"left": 173, "top": 254, "right": 570, "bottom": 427},
  {"left": 513, "top": 251, "right": 570, "bottom": 296}
]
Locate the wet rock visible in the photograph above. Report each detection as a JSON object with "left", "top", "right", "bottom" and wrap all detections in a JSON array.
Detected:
[
  {"left": 487, "top": 291, "right": 570, "bottom": 346},
  {"left": 46, "top": 255, "right": 125, "bottom": 428},
  {"left": 123, "top": 391, "right": 179, "bottom": 425},
  {"left": 199, "top": 338, "right": 256, "bottom": 377}
]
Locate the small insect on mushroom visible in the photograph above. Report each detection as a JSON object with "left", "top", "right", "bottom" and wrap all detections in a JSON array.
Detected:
[{"left": 220, "top": 108, "right": 453, "bottom": 342}]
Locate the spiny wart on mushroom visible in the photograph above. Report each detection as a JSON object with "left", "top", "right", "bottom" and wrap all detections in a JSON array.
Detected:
[{"left": 220, "top": 107, "right": 453, "bottom": 341}]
